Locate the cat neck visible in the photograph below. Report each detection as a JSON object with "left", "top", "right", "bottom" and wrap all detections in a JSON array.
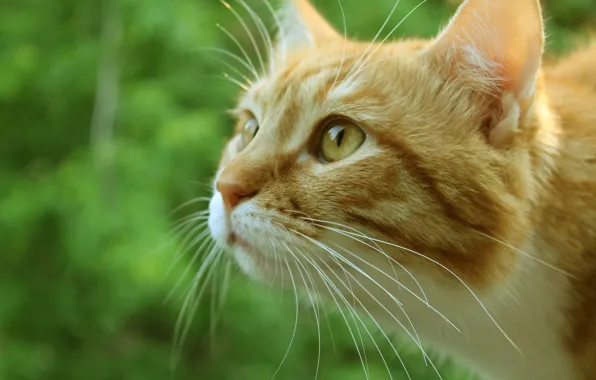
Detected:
[
  {"left": 436, "top": 75, "right": 596, "bottom": 380},
  {"left": 532, "top": 74, "right": 596, "bottom": 379},
  {"left": 368, "top": 83, "right": 596, "bottom": 379}
]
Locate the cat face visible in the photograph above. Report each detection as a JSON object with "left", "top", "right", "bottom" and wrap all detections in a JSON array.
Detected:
[{"left": 208, "top": 0, "right": 544, "bottom": 309}]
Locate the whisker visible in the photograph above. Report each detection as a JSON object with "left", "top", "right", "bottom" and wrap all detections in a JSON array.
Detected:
[
  {"left": 474, "top": 230, "right": 576, "bottom": 278},
  {"left": 319, "top": 225, "right": 459, "bottom": 328},
  {"left": 165, "top": 228, "right": 213, "bottom": 300},
  {"left": 167, "top": 209, "right": 209, "bottom": 239},
  {"left": 210, "top": 256, "right": 233, "bottom": 347},
  {"left": 278, "top": 217, "right": 456, "bottom": 373},
  {"left": 170, "top": 196, "right": 212, "bottom": 215},
  {"left": 349, "top": 0, "right": 428, "bottom": 81},
  {"left": 295, "top": 246, "right": 398, "bottom": 380},
  {"left": 331, "top": 0, "right": 348, "bottom": 89},
  {"left": 219, "top": 0, "right": 266, "bottom": 75},
  {"left": 218, "top": 257, "right": 233, "bottom": 318},
  {"left": 382, "top": 236, "right": 523, "bottom": 352},
  {"left": 268, "top": 238, "right": 280, "bottom": 287},
  {"left": 216, "top": 23, "right": 259, "bottom": 78},
  {"left": 292, "top": 229, "right": 437, "bottom": 372},
  {"left": 329, "top": 243, "right": 427, "bottom": 342},
  {"left": 328, "top": 242, "right": 443, "bottom": 378},
  {"left": 219, "top": 72, "right": 248, "bottom": 91},
  {"left": 171, "top": 244, "right": 222, "bottom": 368},
  {"left": 169, "top": 237, "right": 215, "bottom": 301},
  {"left": 357, "top": 55, "right": 396, "bottom": 72},
  {"left": 171, "top": 211, "right": 209, "bottom": 232},
  {"left": 269, "top": 254, "right": 300, "bottom": 380},
  {"left": 301, "top": 216, "right": 522, "bottom": 353},
  {"left": 191, "top": 72, "right": 251, "bottom": 90},
  {"left": 291, "top": 246, "right": 373, "bottom": 380},
  {"left": 194, "top": 46, "right": 258, "bottom": 79},
  {"left": 235, "top": 0, "right": 276, "bottom": 74},
  {"left": 170, "top": 217, "right": 209, "bottom": 251},
  {"left": 177, "top": 250, "right": 224, "bottom": 356},
  {"left": 282, "top": 226, "right": 396, "bottom": 380},
  {"left": 321, "top": 253, "right": 426, "bottom": 380},
  {"left": 301, "top": 218, "right": 460, "bottom": 331},
  {"left": 186, "top": 181, "right": 214, "bottom": 192},
  {"left": 346, "top": 0, "right": 402, "bottom": 80},
  {"left": 274, "top": 223, "right": 371, "bottom": 378},
  {"left": 281, "top": 242, "right": 322, "bottom": 380},
  {"left": 150, "top": 217, "right": 206, "bottom": 260},
  {"left": 213, "top": 56, "right": 254, "bottom": 86},
  {"left": 259, "top": 0, "right": 288, "bottom": 65},
  {"left": 163, "top": 220, "right": 209, "bottom": 272},
  {"left": 269, "top": 238, "right": 286, "bottom": 301},
  {"left": 325, "top": 225, "right": 522, "bottom": 354},
  {"left": 304, "top": 242, "right": 419, "bottom": 379},
  {"left": 209, "top": 263, "right": 220, "bottom": 356},
  {"left": 300, "top": 217, "right": 429, "bottom": 304}
]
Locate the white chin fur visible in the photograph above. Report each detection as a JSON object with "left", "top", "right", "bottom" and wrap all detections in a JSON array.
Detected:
[
  {"left": 207, "top": 192, "right": 227, "bottom": 246},
  {"left": 207, "top": 191, "right": 262, "bottom": 278}
]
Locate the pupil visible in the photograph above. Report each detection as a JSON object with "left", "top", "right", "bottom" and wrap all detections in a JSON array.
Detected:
[
  {"left": 336, "top": 129, "right": 344, "bottom": 147},
  {"left": 329, "top": 126, "right": 345, "bottom": 147}
]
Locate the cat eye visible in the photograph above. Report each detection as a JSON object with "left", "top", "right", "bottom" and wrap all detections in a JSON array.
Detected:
[
  {"left": 318, "top": 118, "right": 366, "bottom": 163},
  {"left": 240, "top": 117, "right": 259, "bottom": 149}
]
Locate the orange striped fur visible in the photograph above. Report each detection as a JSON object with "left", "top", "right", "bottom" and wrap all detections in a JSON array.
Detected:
[{"left": 207, "top": 0, "right": 596, "bottom": 378}]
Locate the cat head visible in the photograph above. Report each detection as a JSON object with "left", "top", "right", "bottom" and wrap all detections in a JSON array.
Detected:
[{"left": 208, "top": 0, "right": 547, "bottom": 311}]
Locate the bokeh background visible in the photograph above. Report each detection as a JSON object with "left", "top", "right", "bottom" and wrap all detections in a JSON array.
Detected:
[{"left": 1, "top": 0, "right": 594, "bottom": 379}]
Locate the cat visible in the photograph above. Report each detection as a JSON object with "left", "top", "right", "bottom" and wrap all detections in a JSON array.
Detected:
[{"left": 206, "top": 0, "right": 596, "bottom": 378}]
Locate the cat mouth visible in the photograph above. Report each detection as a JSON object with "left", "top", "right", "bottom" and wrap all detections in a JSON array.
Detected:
[
  {"left": 226, "top": 230, "right": 346, "bottom": 273},
  {"left": 226, "top": 232, "right": 255, "bottom": 253},
  {"left": 226, "top": 232, "right": 278, "bottom": 272},
  {"left": 227, "top": 232, "right": 251, "bottom": 251}
]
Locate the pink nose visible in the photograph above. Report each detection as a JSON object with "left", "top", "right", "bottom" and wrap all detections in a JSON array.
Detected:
[{"left": 216, "top": 175, "right": 258, "bottom": 212}]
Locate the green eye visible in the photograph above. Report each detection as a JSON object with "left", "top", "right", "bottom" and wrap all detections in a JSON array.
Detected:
[
  {"left": 318, "top": 119, "right": 366, "bottom": 163},
  {"left": 240, "top": 117, "right": 259, "bottom": 149}
]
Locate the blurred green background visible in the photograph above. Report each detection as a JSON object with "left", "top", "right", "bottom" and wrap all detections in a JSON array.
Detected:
[{"left": 0, "top": 0, "right": 594, "bottom": 379}]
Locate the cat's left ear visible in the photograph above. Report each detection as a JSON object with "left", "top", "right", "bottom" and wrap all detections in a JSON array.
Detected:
[
  {"left": 429, "top": 0, "right": 544, "bottom": 100},
  {"left": 426, "top": 0, "right": 544, "bottom": 145},
  {"left": 276, "top": 0, "right": 341, "bottom": 50}
]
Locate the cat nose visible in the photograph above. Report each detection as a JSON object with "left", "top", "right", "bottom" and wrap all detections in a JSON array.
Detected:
[{"left": 216, "top": 173, "right": 258, "bottom": 212}]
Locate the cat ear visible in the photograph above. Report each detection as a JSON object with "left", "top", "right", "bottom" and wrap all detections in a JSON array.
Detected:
[
  {"left": 428, "top": 0, "right": 544, "bottom": 101},
  {"left": 276, "top": 0, "right": 341, "bottom": 50}
]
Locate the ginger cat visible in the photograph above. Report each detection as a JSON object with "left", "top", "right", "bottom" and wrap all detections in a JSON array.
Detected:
[{"left": 206, "top": 0, "right": 596, "bottom": 378}]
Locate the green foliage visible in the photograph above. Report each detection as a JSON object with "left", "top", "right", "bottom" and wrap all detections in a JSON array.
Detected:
[{"left": 0, "top": 0, "right": 592, "bottom": 379}]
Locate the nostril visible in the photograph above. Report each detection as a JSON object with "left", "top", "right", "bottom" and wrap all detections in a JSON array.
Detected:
[{"left": 216, "top": 179, "right": 258, "bottom": 212}]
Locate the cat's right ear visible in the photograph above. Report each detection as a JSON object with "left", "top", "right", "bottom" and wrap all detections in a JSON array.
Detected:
[{"left": 275, "top": 0, "right": 341, "bottom": 51}]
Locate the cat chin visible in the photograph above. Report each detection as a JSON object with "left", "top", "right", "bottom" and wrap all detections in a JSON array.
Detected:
[
  {"left": 208, "top": 192, "right": 272, "bottom": 277},
  {"left": 229, "top": 245, "right": 288, "bottom": 283},
  {"left": 230, "top": 247, "right": 262, "bottom": 278}
]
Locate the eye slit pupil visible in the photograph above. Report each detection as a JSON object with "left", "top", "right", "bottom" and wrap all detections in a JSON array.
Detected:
[
  {"left": 317, "top": 118, "right": 365, "bottom": 163},
  {"left": 329, "top": 126, "right": 345, "bottom": 147},
  {"left": 336, "top": 129, "right": 344, "bottom": 147}
]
